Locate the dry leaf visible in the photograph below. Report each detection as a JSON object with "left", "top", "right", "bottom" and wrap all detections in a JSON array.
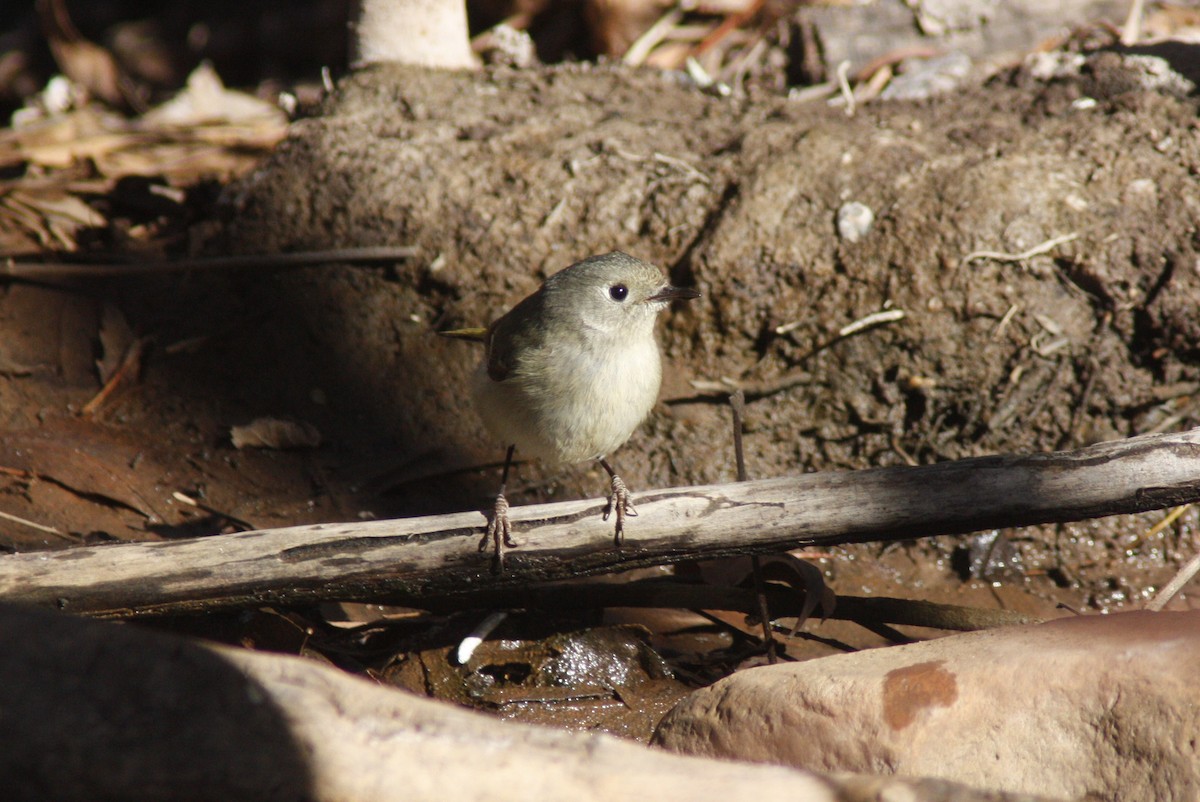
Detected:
[
  {"left": 39, "top": 0, "right": 127, "bottom": 107},
  {"left": 1, "top": 106, "right": 132, "bottom": 170},
  {"left": 95, "top": 304, "right": 135, "bottom": 384},
  {"left": 80, "top": 342, "right": 146, "bottom": 415},
  {"left": 141, "top": 62, "right": 287, "bottom": 130},
  {"left": 0, "top": 187, "right": 105, "bottom": 255},
  {"left": 231, "top": 418, "right": 322, "bottom": 450},
  {"left": 0, "top": 67, "right": 285, "bottom": 186}
]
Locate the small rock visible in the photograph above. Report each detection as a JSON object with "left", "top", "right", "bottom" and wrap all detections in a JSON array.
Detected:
[
  {"left": 1025, "top": 51, "right": 1086, "bottom": 81},
  {"left": 230, "top": 417, "right": 321, "bottom": 449},
  {"left": 837, "top": 202, "right": 875, "bottom": 243},
  {"left": 477, "top": 24, "right": 538, "bottom": 69},
  {"left": 881, "top": 51, "right": 972, "bottom": 101}
]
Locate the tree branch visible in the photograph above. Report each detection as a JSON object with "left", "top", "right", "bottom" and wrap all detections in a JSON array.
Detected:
[{"left": 2, "top": 427, "right": 1198, "bottom": 618}]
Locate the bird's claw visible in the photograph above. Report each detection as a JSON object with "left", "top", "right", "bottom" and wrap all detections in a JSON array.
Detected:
[
  {"left": 602, "top": 474, "right": 637, "bottom": 546},
  {"left": 480, "top": 492, "right": 517, "bottom": 570}
]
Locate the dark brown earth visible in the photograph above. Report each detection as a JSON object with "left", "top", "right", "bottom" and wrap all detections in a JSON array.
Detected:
[{"left": 4, "top": 51, "right": 1200, "bottom": 736}]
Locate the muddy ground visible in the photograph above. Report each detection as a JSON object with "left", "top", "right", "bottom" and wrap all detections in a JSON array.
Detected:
[{"left": 3, "top": 50, "right": 1200, "bottom": 736}]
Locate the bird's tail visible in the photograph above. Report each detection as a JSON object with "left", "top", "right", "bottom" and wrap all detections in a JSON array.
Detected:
[{"left": 437, "top": 327, "right": 488, "bottom": 342}]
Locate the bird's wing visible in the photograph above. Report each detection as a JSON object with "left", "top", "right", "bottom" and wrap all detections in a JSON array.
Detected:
[{"left": 485, "top": 289, "right": 548, "bottom": 383}]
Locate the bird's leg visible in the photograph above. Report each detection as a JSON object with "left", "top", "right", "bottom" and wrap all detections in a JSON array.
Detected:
[
  {"left": 599, "top": 457, "right": 637, "bottom": 546},
  {"left": 480, "top": 445, "right": 518, "bottom": 569}
]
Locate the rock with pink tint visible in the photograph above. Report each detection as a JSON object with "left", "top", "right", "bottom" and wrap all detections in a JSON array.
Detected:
[{"left": 654, "top": 611, "right": 1200, "bottom": 800}]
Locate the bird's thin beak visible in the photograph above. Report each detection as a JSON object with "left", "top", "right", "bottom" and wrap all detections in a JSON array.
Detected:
[{"left": 648, "top": 285, "right": 701, "bottom": 303}]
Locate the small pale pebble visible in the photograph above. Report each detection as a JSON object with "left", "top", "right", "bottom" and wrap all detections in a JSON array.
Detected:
[{"left": 837, "top": 202, "right": 875, "bottom": 243}]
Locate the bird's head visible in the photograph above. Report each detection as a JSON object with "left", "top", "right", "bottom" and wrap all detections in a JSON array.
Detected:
[{"left": 542, "top": 251, "right": 700, "bottom": 338}]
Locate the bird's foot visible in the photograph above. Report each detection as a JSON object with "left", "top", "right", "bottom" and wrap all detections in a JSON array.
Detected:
[
  {"left": 602, "top": 474, "right": 637, "bottom": 546},
  {"left": 479, "top": 492, "right": 517, "bottom": 570}
]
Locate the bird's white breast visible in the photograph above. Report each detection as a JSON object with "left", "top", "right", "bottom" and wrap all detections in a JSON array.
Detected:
[{"left": 471, "top": 332, "right": 662, "bottom": 465}]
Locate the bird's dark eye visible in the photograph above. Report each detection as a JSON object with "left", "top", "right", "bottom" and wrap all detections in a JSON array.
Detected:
[{"left": 609, "top": 284, "right": 628, "bottom": 301}]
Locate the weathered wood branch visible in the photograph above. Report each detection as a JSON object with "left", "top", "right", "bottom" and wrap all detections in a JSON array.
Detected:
[{"left": 2, "top": 427, "right": 1198, "bottom": 618}]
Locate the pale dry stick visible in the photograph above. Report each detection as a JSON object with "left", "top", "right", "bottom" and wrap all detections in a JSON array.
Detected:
[
  {"left": 652, "top": 152, "right": 711, "bottom": 185},
  {"left": 456, "top": 610, "right": 509, "bottom": 663},
  {"left": 728, "top": 36, "right": 769, "bottom": 93},
  {"left": 610, "top": 146, "right": 710, "bottom": 185},
  {"left": 0, "top": 508, "right": 66, "bottom": 537},
  {"left": 1147, "top": 503, "right": 1193, "bottom": 538},
  {"left": 686, "top": 378, "right": 742, "bottom": 395},
  {"left": 852, "top": 46, "right": 942, "bottom": 84},
  {"left": 2, "top": 197, "right": 48, "bottom": 238},
  {"left": 684, "top": 57, "right": 730, "bottom": 96},
  {"left": 1033, "top": 312, "right": 1062, "bottom": 336},
  {"left": 541, "top": 197, "right": 568, "bottom": 229},
  {"left": 1031, "top": 333, "right": 1070, "bottom": 358},
  {"left": 835, "top": 307, "right": 906, "bottom": 339},
  {"left": 623, "top": 4, "right": 686, "bottom": 66},
  {"left": 993, "top": 303, "right": 1020, "bottom": 340},
  {"left": 788, "top": 81, "right": 837, "bottom": 103},
  {"left": 1145, "top": 548, "right": 1200, "bottom": 611},
  {"left": 661, "top": 24, "right": 720, "bottom": 43},
  {"left": 80, "top": 336, "right": 148, "bottom": 417},
  {"left": 1121, "top": 0, "right": 1146, "bottom": 45},
  {"left": 834, "top": 60, "right": 855, "bottom": 116},
  {"left": 853, "top": 64, "right": 894, "bottom": 104},
  {"left": 959, "top": 233, "right": 1079, "bottom": 269},
  {"left": 1129, "top": 503, "right": 1193, "bottom": 552},
  {"left": 1143, "top": 396, "right": 1200, "bottom": 435},
  {"left": 775, "top": 307, "right": 905, "bottom": 338},
  {"left": 172, "top": 491, "right": 257, "bottom": 532},
  {"left": 890, "top": 435, "right": 919, "bottom": 467}
]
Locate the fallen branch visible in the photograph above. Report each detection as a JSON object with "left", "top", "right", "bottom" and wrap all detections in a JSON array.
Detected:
[
  {"left": 2, "top": 427, "right": 1198, "bottom": 618},
  {"left": 0, "top": 246, "right": 418, "bottom": 281}
]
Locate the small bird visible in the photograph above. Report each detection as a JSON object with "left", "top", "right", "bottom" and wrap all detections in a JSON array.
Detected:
[{"left": 443, "top": 251, "right": 700, "bottom": 566}]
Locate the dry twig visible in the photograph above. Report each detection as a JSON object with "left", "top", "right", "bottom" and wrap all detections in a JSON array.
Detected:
[
  {"left": 960, "top": 233, "right": 1079, "bottom": 268},
  {"left": 0, "top": 508, "right": 66, "bottom": 538},
  {"left": 1, "top": 246, "right": 418, "bottom": 281},
  {"left": 1146, "top": 548, "right": 1200, "bottom": 612}
]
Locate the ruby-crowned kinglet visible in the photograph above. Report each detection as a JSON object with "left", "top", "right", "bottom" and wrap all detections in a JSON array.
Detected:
[{"left": 444, "top": 251, "right": 700, "bottom": 566}]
